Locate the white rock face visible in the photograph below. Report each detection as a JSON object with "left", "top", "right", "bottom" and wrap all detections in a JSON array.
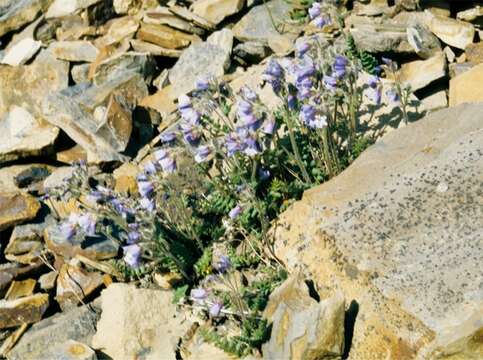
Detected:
[
  {"left": 45, "top": 0, "right": 102, "bottom": 18},
  {"left": 1, "top": 38, "right": 41, "bottom": 66},
  {"left": 424, "top": 10, "right": 475, "bottom": 50},
  {"left": 399, "top": 52, "right": 447, "bottom": 91},
  {"left": 92, "top": 284, "right": 192, "bottom": 360},
  {"left": 191, "top": 0, "right": 245, "bottom": 25}
]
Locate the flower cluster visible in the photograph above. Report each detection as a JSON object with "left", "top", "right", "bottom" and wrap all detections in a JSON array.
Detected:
[
  {"left": 60, "top": 212, "right": 96, "bottom": 240},
  {"left": 308, "top": 2, "right": 331, "bottom": 28}
]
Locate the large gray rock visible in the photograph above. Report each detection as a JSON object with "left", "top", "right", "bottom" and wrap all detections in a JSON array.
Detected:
[
  {"left": 92, "top": 284, "right": 192, "bottom": 360},
  {"left": 0, "top": 0, "right": 50, "bottom": 37},
  {"left": 274, "top": 103, "right": 483, "bottom": 359},
  {"left": 8, "top": 301, "right": 100, "bottom": 360},
  {"left": 168, "top": 29, "right": 233, "bottom": 98}
]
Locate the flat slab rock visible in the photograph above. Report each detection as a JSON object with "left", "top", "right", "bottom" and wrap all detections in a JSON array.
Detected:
[
  {"left": 0, "top": 193, "right": 40, "bottom": 232},
  {"left": 274, "top": 103, "right": 483, "bottom": 359}
]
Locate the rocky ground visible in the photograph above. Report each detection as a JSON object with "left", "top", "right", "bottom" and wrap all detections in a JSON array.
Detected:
[{"left": 0, "top": 0, "right": 482, "bottom": 359}]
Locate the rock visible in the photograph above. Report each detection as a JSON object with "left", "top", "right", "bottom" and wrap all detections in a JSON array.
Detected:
[
  {"left": 350, "top": 23, "right": 413, "bottom": 53},
  {"left": 5, "top": 279, "right": 36, "bottom": 300},
  {"left": 5, "top": 217, "right": 54, "bottom": 264},
  {"left": 449, "top": 63, "right": 483, "bottom": 107},
  {"left": 169, "top": 29, "right": 233, "bottom": 99},
  {"left": 406, "top": 24, "right": 441, "bottom": 59},
  {"left": 44, "top": 222, "right": 119, "bottom": 260},
  {"left": 153, "top": 272, "right": 183, "bottom": 290},
  {"left": 130, "top": 39, "right": 182, "bottom": 58},
  {"left": 182, "top": 332, "right": 233, "bottom": 360},
  {"left": 71, "top": 63, "right": 91, "bottom": 84},
  {"left": 262, "top": 273, "right": 345, "bottom": 359},
  {"left": 113, "top": 0, "right": 136, "bottom": 15},
  {"left": 1, "top": 38, "right": 42, "bottom": 66},
  {"left": 50, "top": 41, "right": 99, "bottom": 62},
  {"left": 46, "top": 0, "right": 102, "bottom": 18},
  {"left": 56, "top": 264, "right": 104, "bottom": 311},
  {"left": 274, "top": 103, "right": 483, "bottom": 359},
  {"left": 0, "top": 106, "right": 59, "bottom": 163},
  {"left": 233, "top": 41, "right": 270, "bottom": 64},
  {"left": 0, "top": 293, "right": 49, "bottom": 329},
  {"left": 0, "top": 164, "right": 51, "bottom": 193},
  {"left": 420, "top": 90, "right": 447, "bottom": 112},
  {"left": 398, "top": 52, "right": 446, "bottom": 92},
  {"left": 424, "top": 11, "right": 475, "bottom": 50},
  {"left": 420, "top": 0, "right": 450, "bottom": 17},
  {"left": 45, "top": 340, "right": 97, "bottom": 360},
  {"left": 456, "top": 6, "right": 483, "bottom": 22},
  {"left": 0, "top": 0, "right": 49, "bottom": 37},
  {"left": 56, "top": 145, "right": 88, "bottom": 164},
  {"left": 137, "top": 22, "right": 200, "bottom": 50},
  {"left": 94, "top": 16, "right": 139, "bottom": 48},
  {"left": 443, "top": 46, "right": 455, "bottom": 63},
  {"left": 465, "top": 42, "right": 483, "bottom": 64},
  {"left": 0, "top": 193, "right": 40, "bottom": 231},
  {"left": 191, "top": 0, "right": 245, "bottom": 25},
  {"left": 233, "top": 0, "right": 298, "bottom": 52},
  {"left": 113, "top": 162, "right": 139, "bottom": 194},
  {"left": 38, "top": 271, "right": 57, "bottom": 291},
  {"left": 143, "top": 7, "right": 205, "bottom": 36},
  {"left": 449, "top": 62, "right": 474, "bottom": 78},
  {"left": 14, "top": 165, "right": 52, "bottom": 189},
  {"left": 353, "top": 0, "right": 390, "bottom": 17},
  {"left": 92, "top": 283, "right": 192, "bottom": 360},
  {"left": 42, "top": 72, "right": 148, "bottom": 163},
  {"left": 168, "top": 5, "right": 216, "bottom": 31},
  {"left": 140, "top": 85, "right": 177, "bottom": 118},
  {"left": 8, "top": 301, "right": 100, "bottom": 360}
]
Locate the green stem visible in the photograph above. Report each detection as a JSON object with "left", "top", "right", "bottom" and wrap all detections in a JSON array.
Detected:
[{"left": 285, "top": 109, "right": 312, "bottom": 184}]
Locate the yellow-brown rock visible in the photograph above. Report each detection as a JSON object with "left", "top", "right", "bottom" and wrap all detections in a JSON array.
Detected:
[
  {"left": 5, "top": 279, "right": 36, "bottom": 300},
  {"left": 137, "top": 23, "right": 200, "bottom": 49},
  {"left": 449, "top": 63, "right": 483, "bottom": 106},
  {"left": 0, "top": 293, "right": 49, "bottom": 329},
  {"left": 191, "top": 0, "right": 245, "bottom": 25},
  {"left": 424, "top": 11, "right": 475, "bottom": 50},
  {"left": 113, "top": 162, "right": 140, "bottom": 194},
  {"left": 0, "top": 193, "right": 40, "bottom": 231},
  {"left": 465, "top": 42, "right": 483, "bottom": 64}
]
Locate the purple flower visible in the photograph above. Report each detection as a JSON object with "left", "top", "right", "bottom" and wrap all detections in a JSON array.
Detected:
[
  {"left": 127, "top": 231, "right": 141, "bottom": 244},
  {"left": 123, "top": 244, "right": 141, "bottom": 268},
  {"left": 243, "top": 137, "right": 262, "bottom": 156},
  {"left": 154, "top": 149, "right": 167, "bottom": 161},
  {"left": 224, "top": 134, "right": 243, "bottom": 156},
  {"left": 241, "top": 86, "right": 257, "bottom": 102},
  {"left": 180, "top": 108, "right": 200, "bottom": 124},
  {"left": 323, "top": 75, "right": 337, "bottom": 91},
  {"left": 295, "top": 62, "right": 316, "bottom": 82},
  {"left": 60, "top": 221, "right": 76, "bottom": 241},
  {"left": 196, "top": 78, "right": 209, "bottom": 91},
  {"left": 263, "top": 59, "right": 284, "bottom": 93},
  {"left": 110, "top": 198, "right": 130, "bottom": 217},
  {"left": 229, "top": 204, "right": 243, "bottom": 219},
  {"left": 262, "top": 119, "right": 276, "bottom": 135},
  {"left": 310, "top": 115, "right": 328, "bottom": 129},
  {"left": 77, "top": 214, "right": 96, "bottom": 236},
  {"left": 191, "top": 288, "right": 208, "bottom": 302},
  {"left": 137, "top": 180, "right": 154, "bottom": 197},
  {"left": 160, "top": 131, "right": 177, "bottom": 143},
  {"left": 300, "top": 104, "right": 316, "bottom": 125},
  {"left": 386, "top": 88, "right": 399, "bottom": 103},
  {"left": 214, "top": 255, "right": 231, "bottom": 273},
  {"left": 144, "top": 161, "right": 157, "bottom": 175},
  {"left": 313, "top": 16, "right": 328, "bottom": 28},
  {"left": 209, "top": 302, "right": 223, "bottom": 317},
  {"left": 194, "top": 145, "right": 212, "bottom": 163},
  {"left": 237, "top": 100, "right": 253, "bottom": 115},
  {"left": 295, "top": 41, "right": 310, "bottom": 58},
  {"left": 160, "top": 156, "right": 177, "bottom": 173},
  {"left": 367, "top": 75, "right": 379, "bottom": 89},
  {"left": 182, "top": 127, "right": 201, "bottom": 146},
  {"left": 333, "top": 55, "right": 348, "bottom": 79},
  {"left": 369, "top": 88, "right": 382, "bottom": 105},
  {"left": 239, "top": 112, "right": 261, "bottom": 130},
  {"left": 140, "top": 197, "right": 155, "bottom": 211},
  {"left": 177, "top": 95, "right": 191, "bottom": 110},
  {"left": 308, "top": 2, "right": 321, "bottom": 19}
]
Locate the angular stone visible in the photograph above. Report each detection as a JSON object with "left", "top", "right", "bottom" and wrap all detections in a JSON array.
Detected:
[
  {"left": 46, "top": 0, "right": 102, "bottom": 18},
  {"left": 143, "top": 8, "right": 205, "bottom": 36},
  {"left": 5, "top": 217, "right": 54, "bottom": 264},
  {"left": 420, "top": 90, "right": 447, "bottom": 112},
  {"left": 0, "top": 262, "right": 43, "bottom": 296},
  {"left": 182, "top": 332, "right": 232, "bottom": 360},
  {"left": 449, "top": 63, "right": 483, "bottom": 107},
  {"left": 457, "top": 6, "right": 483, "bottom": 22},
  {"left": 5, "top": 279, "right": 36, "bottom": 300},
  {"left": 94, "top": 16, "right": 139, "bottom": 48},
  {"left": 274, "top": 104, "right": 483, "bottom": 359},
  {"left": 42, "top": 72, "right": 148, "bottom": 163},
  {"left": 0, "top": 106, "right": 59, "bottom": 163},
  {"left": 71, "top": 63, "right": 90, "bottom": 84},
  {"left": 398, "top": 52, "right": 446, "bottom": 92},
  {"left": 56, "top": 145, "right": 88, "bottom": 164},
  {"left": 50, "top": 41, "right": 99, "bottom": 62},
  {"left": 168, "top": 5, "right": 216, "bottom": 31},
  {"left": 92, "top": 284, "right": 192, "bottom": 360},
  {"left": 130, "top": 39, "right": 182, "bottom": 58},
  {"left": 233, "top": 0, "right": 298, "bottom": 51},
  {"left": 38, "top": 271, "right": 57, "bottom": 291},
  {"left": 14, "top": 165, "right": 52, "bottom": 189},
  {"left": 140, "top": 85, "right": 177, "bottom": 118},
  {"left": 45, "top": 222, "right": 119, "bottom": 260},
  {"left": 0, "top": 193, "right": 40, "bottom": 232},
  {"left": 406, "top": 23, "right": 441, "bottom": 59},
  {"left": 169, "top": 29, "right": 233, "bottom": 99},
  {"left": 113, "top": 162, "right": 139, "bottom": 194},
  {"left": 0, "top": 164, "right": 51, "bottom": 193},
  {"left": 233, "top": 41, "right": 270, "bottom": 64},
  {"left": 43, "top": 167, "right": 76, "bottom": 190},
  {"left": 113, "top": 0, "right": 136, "bottom": 15},
  {"left": 0, "top": 294, "right": 49, "bottom": 329},
  {"left": 8, "top": 301, "right": 100, "bottom": 360},
  {"left": 425, "top": 11, "right": 475, "bottom": 50},
  {"left": 56, "top": 264, "right": 104, "bottom": 311},
  {"left": 1, "top": 38, "right": 42, "bottom": 66},
  {"left": 0, "top": 0, "right": 49, "bottom": 37},
  {"left": 137, "top": 22, "right": 200, "bottom": 50},
  {"left": 191, "top": 0, "right": 244, "bottom": 25},
  {"left": 353, "top": 0, "right": 390, "bottom": 17},
  {"left": 262, "top": 274, "right": 345, "bottom": 359},
  {"left": 45, "top": 340, "right": 97, "bottom": 360},
  {"left": 466, "top": 42, "right": 483, "bottom": 64},
  {"left": 350, "top": 23, "right": 413, "bottom": 53}
]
